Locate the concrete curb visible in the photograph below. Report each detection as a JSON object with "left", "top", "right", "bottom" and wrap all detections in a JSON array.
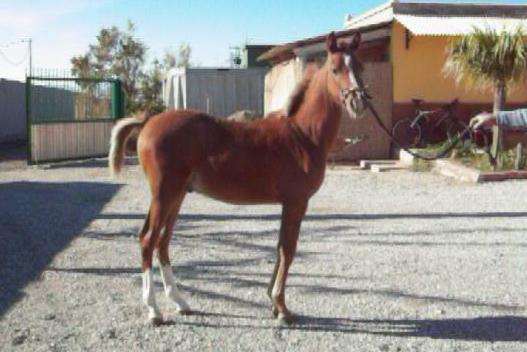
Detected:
[
  {"left": 433, "top": 159, "right": 527, "bottom": 183},
  {"left": 359, "top": 159, "right": 397, "bottom": 169},
  {"left": 432, "top": 159, "right": 479, "bottom": 183},
  {"left": 477, "top": 170, "right": 527, "bottom": 182}
]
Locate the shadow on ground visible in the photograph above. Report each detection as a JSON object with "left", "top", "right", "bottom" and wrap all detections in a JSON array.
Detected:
[
  {"left": 42, "top": 209, "right": 527, "bottom": 343},
  {"left": 0, "top": 181, "right": 121, "bottom": 317},
  {"left": 0, "top": 141, "right": 27, "bottom": 170},
  {"left": 98, "top": 211, "right": 527, "bottom": 222},
  {"left": 293, "top": 315, "right": 527, "bottom": 342},
  {"left": 44, "top": 157, "right": 138, "bottom": 170},
  {"left": 169, "top": 313, "right": 527, "bottom": 342}
]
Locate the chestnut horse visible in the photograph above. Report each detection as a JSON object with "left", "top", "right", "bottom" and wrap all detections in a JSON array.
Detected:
[{"left": 109, "top": 32, "right": 368, "bottom": 325}]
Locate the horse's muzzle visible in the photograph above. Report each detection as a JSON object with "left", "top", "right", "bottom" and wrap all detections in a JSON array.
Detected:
[{"left": 341, "top": 88, "right": 369, "bottom": 119}]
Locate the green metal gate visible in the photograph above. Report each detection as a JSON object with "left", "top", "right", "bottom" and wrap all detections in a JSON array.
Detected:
[{"left": 26, "top": 72, "right": 124, "bottom": 164}]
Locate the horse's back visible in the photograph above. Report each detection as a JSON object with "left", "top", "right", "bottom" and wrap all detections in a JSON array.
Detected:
[
  {"left": 139, "top": 109, "right": 288, "bottom": 161},
  {"left": 138, "top": 110, "right": 229, "bottom": 176}
]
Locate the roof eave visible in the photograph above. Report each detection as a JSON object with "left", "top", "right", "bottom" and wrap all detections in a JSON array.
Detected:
[{"left": 258, "top": 21, "right": 393, "bottom": 64}]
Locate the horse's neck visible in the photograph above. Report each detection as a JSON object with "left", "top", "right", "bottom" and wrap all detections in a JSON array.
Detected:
[{"left": 292, "top": 68, "right": 342, "bottom": 152}]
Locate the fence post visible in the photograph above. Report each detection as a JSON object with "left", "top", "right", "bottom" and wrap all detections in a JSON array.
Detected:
[
  {"left": 515, "top": 142, "right": 524, "bottom": 170},
  {"left": 111, "top": 80, "right": 124, "bottom": 119},
  {"left": 25, "top": 76, "right": 33, "bottom": 164}
]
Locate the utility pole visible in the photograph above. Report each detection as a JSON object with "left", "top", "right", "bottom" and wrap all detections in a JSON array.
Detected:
[{"left": 21, "top": 38, "right": 32, "bottom": 76}]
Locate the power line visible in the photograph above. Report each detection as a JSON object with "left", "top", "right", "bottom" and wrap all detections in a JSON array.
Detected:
[
  {"left": 0, "top": 47, "right": 29, "bottom": 66},
  {"left": 0, "top": 39, "right": 26, "bottom": 48},
  {"left": 21, "top": 39, "right": 32, "bottom": 75}
]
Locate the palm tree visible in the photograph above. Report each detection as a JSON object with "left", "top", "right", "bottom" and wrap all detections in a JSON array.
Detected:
[{"left": 444, "top": 26, "right": 527, "bottom": 113}]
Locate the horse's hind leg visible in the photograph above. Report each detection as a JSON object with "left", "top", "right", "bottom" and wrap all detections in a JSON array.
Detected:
[
  {"left": 140, "top": 173, "right": 192, "bottom": 325},
  {"left": 139, "top": 201, "right": 167, "bottom": 325},
  {"left": 157, "top": 191, "right": 191, "bottom": 314}
]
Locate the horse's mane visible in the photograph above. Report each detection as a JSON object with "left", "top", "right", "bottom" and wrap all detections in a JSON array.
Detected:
[{"left": 285, "top": 64, "right": 319, "bottom": 117}]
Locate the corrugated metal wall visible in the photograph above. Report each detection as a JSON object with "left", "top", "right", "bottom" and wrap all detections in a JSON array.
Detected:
[
  {"left": 30, "top": 121, "right": 113, "bottom": 163},
  {"left": 165, "top": 68, "right": 266, "bottom": 117},
  {"left": 0, "top": 79, "right": 26, "bottom": 143}
]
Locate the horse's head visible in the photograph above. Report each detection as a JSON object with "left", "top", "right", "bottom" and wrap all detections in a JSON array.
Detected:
[{"left": 325, "top": 31, "right": 368, "bottom": 119}]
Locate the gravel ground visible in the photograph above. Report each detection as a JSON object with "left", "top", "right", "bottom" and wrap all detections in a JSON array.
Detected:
[{"left": 1, "top": 158, "right": 527, "bottom": 351}]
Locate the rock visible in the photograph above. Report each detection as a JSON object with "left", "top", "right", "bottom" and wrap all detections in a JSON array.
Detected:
[
  {"left": 12, "top": 334, "right": 27, "bottom": 346},
  {"left": 44, "top": 313, "right": 56, "bottom": 321},
  {"left": 108, "top": 329, "right": 117, "bottom": 339},
  {"left": 100, "top": 328, "right": 117, "bottom": 340},
  {"left": 12, "top": 328, "right": 30, "bottom": 345},
  {"left": 379, "top": 343, "right": 390, "bottom": 352}
]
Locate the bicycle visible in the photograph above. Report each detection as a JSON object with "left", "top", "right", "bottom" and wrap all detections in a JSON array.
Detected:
[{"left": 392, "top": 99, "right": 468, "bottom": 148}]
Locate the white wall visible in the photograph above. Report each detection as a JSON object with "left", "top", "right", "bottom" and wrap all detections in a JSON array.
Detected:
[
  {"left": 0, "top": 79, "right": 26, "bottom": 143},
  {"left": 264, "top": 59, "right": 304, "bottom": 114}
]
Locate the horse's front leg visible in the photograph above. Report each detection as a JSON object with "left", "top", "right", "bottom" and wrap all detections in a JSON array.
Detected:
[{"left": 270, "top": 200, "right": 308, "bottom": 324}]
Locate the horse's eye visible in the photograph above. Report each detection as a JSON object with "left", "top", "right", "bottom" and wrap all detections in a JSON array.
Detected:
[{"left": 332, "top": 67, "right": 338, "bottom": 74}]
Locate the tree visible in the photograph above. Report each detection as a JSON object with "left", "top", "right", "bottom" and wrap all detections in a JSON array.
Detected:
[
  {"left": 71, "top": 20, "right": 146, "bottom": 112},
  {"left": 177, "top": 43, "right": 191, "bottom": 68},
  {"left": 72, "top": 21, "right": 193, "bottom": 114},
  {"left": 138, "top": 59, "right": 164, "bottom": 114},
  {"left": 444, "top": 26, "right": 527, "bottom": 113},
  {"left": 137, "top": 46, "right": 193, "bottom": 114}
]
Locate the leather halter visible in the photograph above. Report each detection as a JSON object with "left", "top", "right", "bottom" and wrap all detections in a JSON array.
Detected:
[
  {"left": 328, "top": 56, "right": 371, "bottom": 110},
  {"left": 340, "top": 86, "right": 371, "bottom": 108}
]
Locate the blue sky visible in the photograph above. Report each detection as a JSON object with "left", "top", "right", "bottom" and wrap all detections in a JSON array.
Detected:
[{"left": 0, "top": 0, "right": 526, "bottom": 81}]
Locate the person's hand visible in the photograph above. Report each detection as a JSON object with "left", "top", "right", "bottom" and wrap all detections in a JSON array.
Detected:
[{"left": 469, "top": 113, "right": 497, "bottom": 129}]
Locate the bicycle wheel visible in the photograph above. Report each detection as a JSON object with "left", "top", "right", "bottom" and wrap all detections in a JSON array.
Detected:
[
  {"left": 392, "top": 119, "right": 421, "bottom": 148},
  {"left": 446, "top": 120, "right": 469, "bottom": 144}
]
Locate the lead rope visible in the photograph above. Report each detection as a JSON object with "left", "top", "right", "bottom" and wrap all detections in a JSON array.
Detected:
[{"left": 364, "top": 98, "right": 471, "bottom": 161}]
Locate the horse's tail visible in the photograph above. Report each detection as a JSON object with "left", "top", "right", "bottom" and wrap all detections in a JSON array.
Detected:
[{"left": 109, "top": 114, "right": 146, "bottom": 176}]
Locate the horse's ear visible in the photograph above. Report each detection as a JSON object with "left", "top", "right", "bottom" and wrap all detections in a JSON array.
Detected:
[
  {"left": 326, "top": 32, "right": 338, "bottom": 53},
  {"left": 348, "top": 32, "right": 361, "bottom": 51}
]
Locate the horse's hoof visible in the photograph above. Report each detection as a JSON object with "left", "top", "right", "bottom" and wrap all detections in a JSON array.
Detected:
[
  {"left": 277, "top": 312, "right": 296, "bottom": 325},
  {"left": 149, "top": 316, "right": 164, "bottom": 327},
  {"left": 271, "top": 306, "right": 279, "bottom": 318}
]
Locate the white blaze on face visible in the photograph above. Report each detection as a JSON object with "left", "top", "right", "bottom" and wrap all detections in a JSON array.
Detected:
[
  {"left": 344, "top": 54, "right": 366, "bottom": 119},
  {"left": 344, "top": 55, "right": 359, "bottom": 90}
]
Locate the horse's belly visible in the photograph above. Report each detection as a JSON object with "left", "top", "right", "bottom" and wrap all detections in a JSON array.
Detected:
[{"left": 189, "top": 166, "right": 280, "bottom": 204}]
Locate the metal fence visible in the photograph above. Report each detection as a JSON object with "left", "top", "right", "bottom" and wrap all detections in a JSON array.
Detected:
[{"left": 27, "top": 70, "right": 123, "bottom": 163}]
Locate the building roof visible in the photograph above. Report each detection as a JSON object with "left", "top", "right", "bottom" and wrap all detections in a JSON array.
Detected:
[
  {"left": 258, "top": 21, "right": 391, "bottom": 64},
  {"left": 346, "top": 1, "right": 527, "bottom": 36},
  {"left": 259, "top": 1, "right": 527, "bottom": 64},
  {"left": 395, "top": 14, "right": 527, "bottom": 36}
]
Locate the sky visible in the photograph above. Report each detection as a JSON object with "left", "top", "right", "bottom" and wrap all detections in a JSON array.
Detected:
[{"left": 1, "top": 0, "right": 526, "bottom": 82}]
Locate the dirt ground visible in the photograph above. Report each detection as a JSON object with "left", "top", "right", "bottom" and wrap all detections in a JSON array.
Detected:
[{"left": 1, "top": 151, "right": 527, "bottom": 351}]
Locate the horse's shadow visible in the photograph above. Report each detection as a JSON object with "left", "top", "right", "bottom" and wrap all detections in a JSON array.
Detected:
[
  {"left": 174, "top": 313, "right": 527, "bottom": 342},
  {"left": 294, "top": 315, "right": 527, "bottom": 341},
  {"left": 47, "top": 263, "right": 527, "bottom": 342}
]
